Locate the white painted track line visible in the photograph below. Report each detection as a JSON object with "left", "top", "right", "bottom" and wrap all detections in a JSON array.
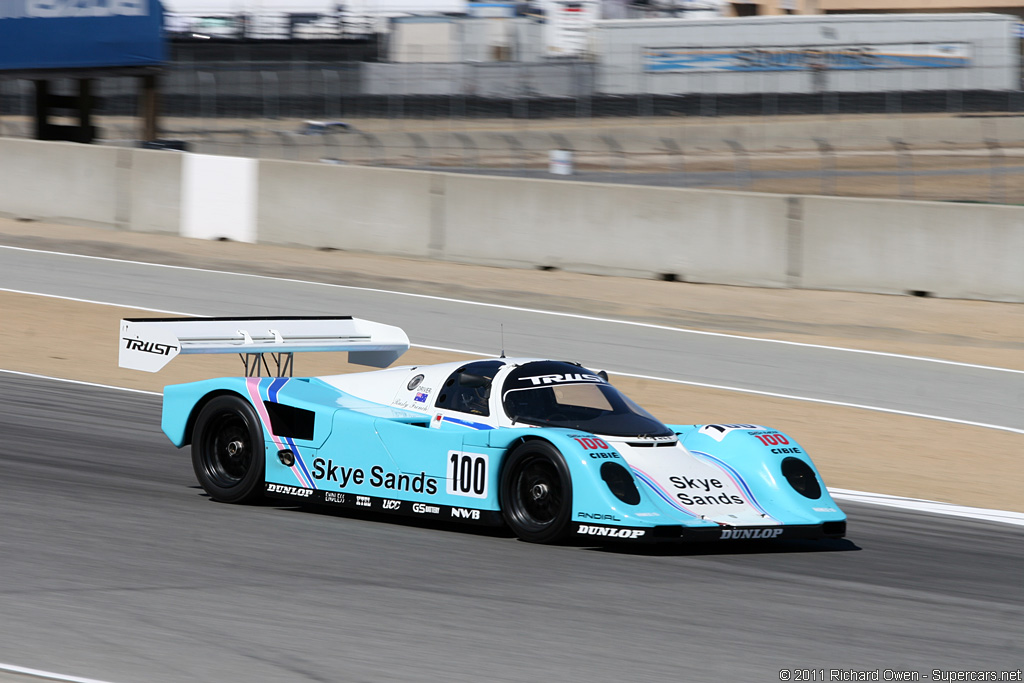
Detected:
[
  {"left": 829, "top": 489, "right": 1024, "bottom": 527},
  {"left": 0, "top": 663, "right": 121, "bottom": 683},
  {"left": 4, "top": 291, "right": 1022, "bottom": 435},
  {"left": 611, "top": 370, "right": 1024, "bottom": 435},
  {"left": 0, "top": 369, "right": 160, "bottom": 396},
  {"left": 1, "top": 247, "right": 1021, "bottom": 376}
]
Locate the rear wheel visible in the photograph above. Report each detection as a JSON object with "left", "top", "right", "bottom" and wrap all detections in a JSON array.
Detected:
[
  {"left": 191, "top": 395, "right": 265, "bottom": 504},
  {"left": 500, "top": 441, "right": 572, "bottom": 543}
]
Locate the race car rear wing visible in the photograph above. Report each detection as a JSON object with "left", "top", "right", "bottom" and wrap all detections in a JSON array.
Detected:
[{"left": 119, "top": 316, "right": 409, "bottom": 375}]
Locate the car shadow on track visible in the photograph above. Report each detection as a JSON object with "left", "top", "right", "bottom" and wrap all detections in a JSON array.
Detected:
[
  {"left": 195, "top": 491, "right": 861, "bottom": 554},
  {"left": 588, "top": 537, "right": 861, "bottom": 557},
  {"left": 287, "top": 500, "right": 861, "bottom": 554}
]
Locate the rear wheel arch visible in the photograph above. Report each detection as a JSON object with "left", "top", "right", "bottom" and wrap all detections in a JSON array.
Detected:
[{"left": 182, "top": 390, "right": 247, "bottom": 447}]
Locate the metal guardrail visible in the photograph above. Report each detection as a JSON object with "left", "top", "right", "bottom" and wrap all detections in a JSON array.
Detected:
[
  {"left": 1, "top": 101, "right": 1023, "bottom": 204},
  {"left": 120, "top": 124, "right": 1022, "bottom": 205}
]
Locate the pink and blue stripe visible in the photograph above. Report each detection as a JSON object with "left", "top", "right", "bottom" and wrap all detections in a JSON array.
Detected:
[
  {"left": 690, "top": 450, "right": 776, "bottom": 522},
  {"left": 264, "top": 378, "right": 317, "bottom": 488},
  {"left": 629, "top": 466, "right": 702, "bottom": 519},
  {"left": 244, "top": 377, "right": 315, "bottom": 490}
]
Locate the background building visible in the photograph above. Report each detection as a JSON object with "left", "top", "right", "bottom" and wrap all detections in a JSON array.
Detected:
[{"left": 728, "top": 0, "right": 1024, "bottom": 20}]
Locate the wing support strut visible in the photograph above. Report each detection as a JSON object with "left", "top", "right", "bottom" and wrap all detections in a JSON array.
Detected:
[{"left": 240, "top": 351, "right": 294, "bottom": 377}]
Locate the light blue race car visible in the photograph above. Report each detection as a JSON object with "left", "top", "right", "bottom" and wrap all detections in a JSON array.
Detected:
[{"left": 120, "top": 316, "right": 847, "bottom": 545}]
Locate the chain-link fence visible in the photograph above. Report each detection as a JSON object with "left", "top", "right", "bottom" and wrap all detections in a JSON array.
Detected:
[{"left": 5, "top": 52, "right": 1021, "bottom": 118}]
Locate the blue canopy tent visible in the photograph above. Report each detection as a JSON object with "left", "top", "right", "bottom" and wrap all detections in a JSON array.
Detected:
[{"left": 0, "top": 0, "right": 165, "bottom": 142}]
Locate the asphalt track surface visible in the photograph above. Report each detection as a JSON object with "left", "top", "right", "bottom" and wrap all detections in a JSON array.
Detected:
[
  {"left": 1, "top": 374, "right": 1021, "bottom": 683},
  {"left": 1, "top": 247, "right": 1021, "bottom": 434}
]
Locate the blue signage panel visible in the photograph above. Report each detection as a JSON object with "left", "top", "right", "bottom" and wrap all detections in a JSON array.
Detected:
[
  {"left": 644, "top": 43, "right": 972, "bottom": 73},
  {"left": 0, "top": 0, "right": 164, "bottom": 71}
]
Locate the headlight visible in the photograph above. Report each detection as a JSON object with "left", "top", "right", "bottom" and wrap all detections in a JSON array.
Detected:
[
  {"left": 781, "top": 457, "right": 821, "bottom": 499},
  {"left": 601, "top": 462, "right": 640, "bottom": 505}
]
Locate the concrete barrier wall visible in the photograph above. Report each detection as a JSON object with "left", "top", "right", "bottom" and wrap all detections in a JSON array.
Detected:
[
  {"left": 257, "top": 162, "right": 440, "bottom": 257},
  {"left": 0, "top": 140, "right": 182, "bottom": 234},
  {"left": 182, "top": 154, "right": 259, "bottom": 243},
  {"left": 441, "top": 174, "right": 792, "bottom": 286},
  {"left": 128, "top": 148, "right": 182, "bottom": 234},
  {"left": 1, "top": 137, "right": 1022, "bottom": 302},
  {"left": 0, "top": 139, "right": 122, "bottom": 227},
  {"left": 802, "top": 196, "right": 1024, "bottom": 301},
  {"left": 257, "top": 161, "right": 792, "bottom": 285}
]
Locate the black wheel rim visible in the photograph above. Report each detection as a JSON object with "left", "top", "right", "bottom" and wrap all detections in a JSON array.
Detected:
[
  {"left": 200, "top": 411, "right": 254, "bottom": 488},
  {"left": 510, "top": 455, "right": 563, "bottom": 530}
]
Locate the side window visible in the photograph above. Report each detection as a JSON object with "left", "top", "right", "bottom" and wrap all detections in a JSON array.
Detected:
[{"left": 435, "top": 361, "right": 504, "bottom": 416}]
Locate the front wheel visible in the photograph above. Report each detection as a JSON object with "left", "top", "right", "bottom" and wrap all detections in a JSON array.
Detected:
[
  {"left": 500, "top": 441, "right": 572, "bottom": 543},
  {"left": 191, "top": 395, "right": 266, "bottom": 504}
]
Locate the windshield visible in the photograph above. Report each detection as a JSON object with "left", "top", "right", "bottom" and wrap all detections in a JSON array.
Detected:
[{"left": 501, "top": 361, "right": 673, "bottom": 438}]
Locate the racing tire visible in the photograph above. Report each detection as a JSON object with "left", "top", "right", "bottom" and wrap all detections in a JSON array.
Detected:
[
  {"left": 500, "top": 441, "right": 572, "bottom": 544},
  {"left": 191, "top": 395, "right": 266, "bottom": 504}
]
